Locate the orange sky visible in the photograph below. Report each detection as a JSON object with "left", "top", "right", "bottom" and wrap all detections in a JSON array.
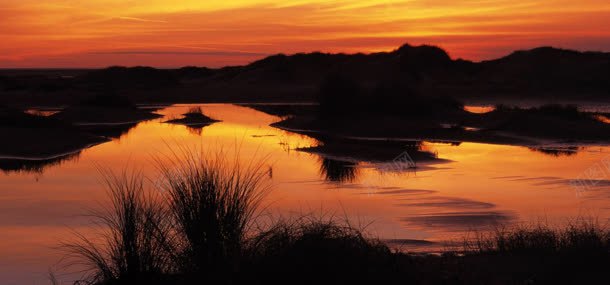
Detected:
[{"left": 1, "top": 0, "right": 610, "bottom": 68}]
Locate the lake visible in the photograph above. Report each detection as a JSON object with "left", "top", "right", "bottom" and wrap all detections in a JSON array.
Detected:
[{"left": 2, "top": 103, "right": 610, "bottom": 284}]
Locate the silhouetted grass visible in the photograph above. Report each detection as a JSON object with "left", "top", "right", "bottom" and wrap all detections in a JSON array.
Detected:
[
  {"left": 455, "top": 221, "right": 610, "bottom": 284},
  {"left": 467, "top": 221, "right": 610, "bottom": 255},
  {"left": 528, "top": 146, "right": 579, "bottom": 156},
  {"left": 243, "top": 217, "right": 411, "bottom": 285},
  {"left": 155, "top": 147, "right": 270, "bottom": 280},
  {"left": 184, "top": 106, "right": 204, "bottom": 116},
  {"left": 61, "top": 168, "right": 172, "bottom": 284}
]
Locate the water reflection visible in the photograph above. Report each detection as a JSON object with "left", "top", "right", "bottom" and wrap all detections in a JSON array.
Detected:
[
  {"left": 0, "top": 153, "right": 80, "bottom": 174},
  {"left": 3, "top": 103, "right": 610, "bottom": 284},
  {"left": 24, "top": 109, "right": 60, "bottom": 117},
  {"left": 403, "top": 211, "right": 514, "bottom": 231},
  {"left": 301, "top": 138, "right": 441, "bottom": 164},
  {"left": 464, "top": 105, "right": 495, "bottom": 114},
  {"left": 181, "top": 121, "right": 218, "bottom": 136},
  {"left": 528, "top": 146, "right": 580, "bottom": 156},
  {"left": 318, "top": 157, "right": 359, "bottom": 183},
  {"left": 308, "top": 138, "right": 444, "bottom": 183},
  {"left": 399, "top": 196, "right": 495, "bottom": 210},
  {"left": 77, "top": 122, "right": 140, "bottom": 140}
]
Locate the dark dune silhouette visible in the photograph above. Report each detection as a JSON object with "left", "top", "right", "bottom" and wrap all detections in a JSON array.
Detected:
[
  {"left": 477, "top": 47, "right": 610, "bottom": 96},
  {"left": 191, "top": 43, "right": 610, "bottom": 102},
  {"left": 174, "top": 66, "right": 215, "bottom": 79},
  {"left": 78, "top": 66, "right": 179, "bottom": 90},
  {"left": 53, "top": 93, "right": 162, "bottom": 126},
  {"left": 315, "top": 72, "right": 464, "bottom": 118},
  {"left": 1, "top": 43, "right": 609, "bottom": 106}
]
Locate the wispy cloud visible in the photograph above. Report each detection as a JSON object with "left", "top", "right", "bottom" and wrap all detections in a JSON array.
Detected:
[
  {"left": 89, "top": 50, "right": 268, "bottom": 57},
  {"left": 2, "top": 0, "right": 610, "bottom": 67},
  {"left": 113, "top": 16, "right": 168, "bottom": 23}
]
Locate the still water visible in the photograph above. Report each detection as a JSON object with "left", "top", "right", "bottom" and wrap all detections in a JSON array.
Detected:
[{"left": 2, "top": 104, "right": 610, "bottom": 284}]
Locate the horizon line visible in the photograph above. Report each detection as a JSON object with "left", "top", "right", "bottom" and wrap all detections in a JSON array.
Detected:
[{"left": 1, "top": 43, "right": 608, "bottom": 70}]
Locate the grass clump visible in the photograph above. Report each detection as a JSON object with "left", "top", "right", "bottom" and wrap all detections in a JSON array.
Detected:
[
  {"left": 62, "top": 148, "right": 271, "bottom": 284},
  {"left": 468, "top": 221, "right": 610, "bottom": 255},
  {"left": 156, "top": 147, "right": 269, "bottom": 280},
  {"left": 244, "top": 217, "right": 410, "bottom": 285},
  {"left": 61, "top": 169, "right": 172, "bottom": 284},
  {"left": 60, "top": 148, "right": 410, "bottom": 285},
  {"left": 183, "top": 106, "right": 204, "bottom": 117},
  {"left": 458, "top": 221, "right": 610, "bottom": 284}
]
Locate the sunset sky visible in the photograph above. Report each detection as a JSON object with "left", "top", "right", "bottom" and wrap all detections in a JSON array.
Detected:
[{"left": 2, "top": 0, "right": 610, "bottom": 68}]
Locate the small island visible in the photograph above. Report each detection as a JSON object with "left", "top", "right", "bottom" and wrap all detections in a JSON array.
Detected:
[{"left": 164, "top": 106, "right": 220, "bottom": 128}]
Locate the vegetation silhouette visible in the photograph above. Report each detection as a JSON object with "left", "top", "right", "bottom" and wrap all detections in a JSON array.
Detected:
[
  {"left": 2, "top": 43, "right": 610, "bottom": 106},
  {"left": 470, "top": 104, "right": 610, "bottom": 140},
  {"left": 62, "top": 168, "right": 171, "bottom": 284},
  {"left": 53, "top": 92, "right": 161, "bottom": 125},
  {"left": 296, "top": 136, "right": 440, "bottom": 165},
  {"left": 52, "top": 92, "right": 161, "bottom": 139},
  {"left": 59, "top": 152, "right": 610, "bottom": 285},
  {"left": 79, "top": 66, "right": 179, "bottom": 90},
  {"left": 163, "top": 106, "right": 220, "bottom": 130},
  {"left": 317, "top": 157, "right": 359, "bottom": 183},
  {"left": 155, "top": 147, "right": 269, "bottom": 281},
  {"left": 458, "top": 221, "right": 610, "bottom": 284},
  {"left": 528, "top": 146, "right": 579, "bottom": 157}
]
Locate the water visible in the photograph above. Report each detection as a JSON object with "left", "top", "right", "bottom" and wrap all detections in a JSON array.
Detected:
[{"left": 2, "top": 104, "right": 610, "bottom": 284}]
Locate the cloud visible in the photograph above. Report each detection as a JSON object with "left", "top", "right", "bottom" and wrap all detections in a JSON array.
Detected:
[
  {"left": 114, "top": 16, "right": 168, "bottom": 23},
  {"left": 89, "top": 50, "right": 269, "bottom": 57},
  {"left": 3, "top": 0, "right": 610, "bottom": 67}
]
